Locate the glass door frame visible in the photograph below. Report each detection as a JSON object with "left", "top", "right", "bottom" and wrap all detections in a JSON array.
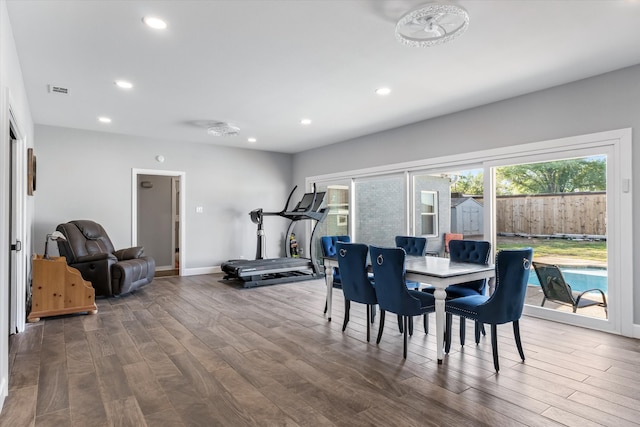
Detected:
[{"left": 483, "top": 132, "right": 631, "bottom": 335}]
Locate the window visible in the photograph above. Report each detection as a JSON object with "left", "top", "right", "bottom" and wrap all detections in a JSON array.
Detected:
[
  {"left": 419, "top": 191, "right": 438, "bottom": 236},
  {"left": 308, "top": 128, "right": 631, "bottom": 335}
]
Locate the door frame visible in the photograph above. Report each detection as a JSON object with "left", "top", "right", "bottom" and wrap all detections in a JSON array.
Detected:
[
  {"left": 1, "top": 88, "right": 28, "bottom": 409},
  {"left": 131, "top": 168, "right": 186, "bottom": 276}
]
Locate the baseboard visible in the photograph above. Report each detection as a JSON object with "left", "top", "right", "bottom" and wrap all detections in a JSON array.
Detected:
[
  {"left": 0, "top": 377, "right": 7, "bottom": 412},
  {"left": 633, "top": 323, "right": 640, "bottom": 339},
  {"left": 182, "top": 266, "right": 222, "bottom": 276}
]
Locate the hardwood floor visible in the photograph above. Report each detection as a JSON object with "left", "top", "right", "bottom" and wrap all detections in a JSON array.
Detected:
[{"left": 2, "top": 274, "right": 639, "bottom": 426}]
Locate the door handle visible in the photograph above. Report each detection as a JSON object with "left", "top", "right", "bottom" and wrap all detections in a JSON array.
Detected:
[{"left": 10, "top": 240, "right": 22, "bottom": 252}]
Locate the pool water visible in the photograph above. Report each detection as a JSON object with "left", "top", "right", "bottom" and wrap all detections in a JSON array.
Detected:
[{"left": 529, "top": 267, "right": 608, "bottom": 293}]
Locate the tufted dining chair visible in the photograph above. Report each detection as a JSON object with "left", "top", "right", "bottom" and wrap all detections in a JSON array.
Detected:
[
  {"left": 335, "top": 242, "right": 378, "bottom": 342},
  {"left": 394, "top": 236, "right": 428, "bottom": 333},
  {"left": 394, "top": 236, "right": 426, "bottom": 291},
  {"left": 369, "top": 245, "right": 435, "bottom": 359},
  {"left": 321, "top": 235, "right": 351, "bottom": 287},
  {"left": 423, "top": 239, "right": 491, "bottom": 342},
  {"left": 445, "top": 248, "right": 533, "bottom": 371},
  {"left": 321, "top": 235, "right": 351, "bottom": 313}
]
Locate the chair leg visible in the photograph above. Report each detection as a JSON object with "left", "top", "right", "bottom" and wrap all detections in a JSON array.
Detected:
[
  {"left": 481, "top": 323, "right": 486, "bottom": 336},
  {"left": 370, "top": 305, "right": 376, "bottom": 324},
  {"left": 342, "top": 299, "right": 350, "bottom": 332},
  {"left": 376, "top": 310, "right": 386, "bottom": 344},
  {"left": 397, "top": 314, "right": 403, "bottom": 333},
  {"left": 408, "top": 316, "right": 414, "bottom": 336},
  {"left": 491, "top": 324, "right": 499, "bottom": 372},
  {"left": 324, "top": 300, "right": 327, "bottom": 313},
  {"left": 513, "top": 320, "right": 525, "bottom": 361},
  {"left": 403, "top": 316, "right": 408, "bottom": 359},
  {"left": 460, "top": 317, "right": 466, "bottom": 346},
  {"left": 423, "top": 313, "right": 429, "bottom": 334},
  {"left": 474, "top": 321, "right": 481, "bottom": 344},
  {"left": 366, "top": 304, "right": 371, "bottom": 342},
  {"left": 445, "top": 313, "right": 453, "bottom": 354}
]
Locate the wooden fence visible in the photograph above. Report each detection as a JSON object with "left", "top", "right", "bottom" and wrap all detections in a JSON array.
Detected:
[{"left": 495, "top": 192, "right": 606, "bottom": 236}]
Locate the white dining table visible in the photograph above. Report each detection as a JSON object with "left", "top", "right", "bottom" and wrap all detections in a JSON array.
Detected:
[{"left": 323, "top": 255, "right": 495, "bottom": 364}]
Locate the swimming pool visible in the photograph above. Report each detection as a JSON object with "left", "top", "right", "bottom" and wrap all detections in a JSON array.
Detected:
[{"left": 529, "top": 267, "right": 608, "bottom": 293}]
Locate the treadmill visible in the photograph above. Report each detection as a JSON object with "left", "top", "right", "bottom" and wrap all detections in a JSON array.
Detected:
[{"left": 221, "top": 186, "right": 328, "bottom": 288}]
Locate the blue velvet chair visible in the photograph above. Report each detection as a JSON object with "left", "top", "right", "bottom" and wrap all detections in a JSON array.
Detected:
[
  {"left": 444, "top": 248, "right": 533, "bottom": 371},
  {"left": 335, "top": 242, "right": 378, "bottom": 342},
  {"left": 423, "top": 239, "right": 491, "bottom": 341},
  {"left": 395, "top": 236, "right": 427, "bottom": 290},
  {"left": 369, "top": 245, "right": 435, "bottom": 359},
  {"left": 321, "top": 235, "right": 351, "bottom": 287},
  {"left": 321, "top": 235, "right": 350, "bottom": 313},
  {"left": 394, "top": 236, "right": 428, "bottom": 333}
]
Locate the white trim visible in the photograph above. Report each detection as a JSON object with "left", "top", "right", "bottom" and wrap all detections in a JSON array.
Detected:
[
  {"left": 131, "top": 169, "right": 186, "bottom": 276},
  {"left": 306, "top": 128, "right": 630, "bottom": 182},
  {"left": 183, "top": 266, "right": 221, "bottom": 276},
  {"left": 307, "top": 128, "right": 634, "bottom": 336},
  {"left": 632, "top": 323, "right": 640, "bottom": 339},
  {"left": 9, "top": 101, "right": 27, "bottom": 335},
  {"left": 0, "top": 86, "right": 9, "bottom": 413}
]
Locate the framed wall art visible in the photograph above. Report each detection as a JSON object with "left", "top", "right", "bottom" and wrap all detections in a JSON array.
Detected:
[{"left": 27, "top": 148, "right": 36, "bottom": 195}]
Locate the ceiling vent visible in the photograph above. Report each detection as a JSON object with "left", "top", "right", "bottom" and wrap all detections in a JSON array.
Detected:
[{"left": 48, "top": 85, "right": 69, "bottom": 95}]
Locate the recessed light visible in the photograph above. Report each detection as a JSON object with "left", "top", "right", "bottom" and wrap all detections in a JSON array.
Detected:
[
  {"left": 98, "top": 117, "right": 112, "bottom": 123},
  {"left": 376, "top": 87, "right": 391, "bottom": 96},
  {"left": 142, "top": 16, "right": 167, "bottom": 30},
  {"left": 248, "top": 137, "right": 257, "bottom": 143},
  {"left": 300, "top": 118, "right": 312, "bottom": 125},
  {"left": 115, "top": 80, "right": 133, "bottom": 89}
]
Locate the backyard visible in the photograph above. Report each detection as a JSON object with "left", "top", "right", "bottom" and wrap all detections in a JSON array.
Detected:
[{"left": 496, "top": 235, "right": 606, "bottom": 267}]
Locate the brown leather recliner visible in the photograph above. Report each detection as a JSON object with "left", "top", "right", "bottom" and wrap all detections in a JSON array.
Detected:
[{"left": 56, "top": 220, "right": 155, "bottom": 297}]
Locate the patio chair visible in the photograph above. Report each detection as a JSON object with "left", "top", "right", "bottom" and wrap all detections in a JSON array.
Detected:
[{"left": 532, "top": 262, "right": 608, "bottom": 316}]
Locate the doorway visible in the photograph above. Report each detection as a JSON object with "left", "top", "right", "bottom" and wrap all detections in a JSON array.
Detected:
[{"left": 132, "top": 169, "right": 185, "bottom": 276}]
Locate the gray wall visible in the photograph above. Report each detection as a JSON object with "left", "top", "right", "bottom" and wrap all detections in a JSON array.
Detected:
[
  {"left": 34, "top": 125, "right": 292, "bottom": 269},
  {"left": 293, "top": 64, "right": 640, "bottom": 324}
]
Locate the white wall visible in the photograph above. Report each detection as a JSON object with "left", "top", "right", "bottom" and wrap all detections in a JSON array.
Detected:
[
  {"left": 0, "top": 0, "right": 35, "bottom": 410},
  {"left": 34, "top": 125, "right": 293, "bottom": 270},
  {"left": 293, "top": 63, "right": 640, "bottom": 326}
]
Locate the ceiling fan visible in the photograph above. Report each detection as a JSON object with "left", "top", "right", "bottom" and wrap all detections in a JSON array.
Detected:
[{"left": 395, "top": 3, "right": 470, "bottom": 47}]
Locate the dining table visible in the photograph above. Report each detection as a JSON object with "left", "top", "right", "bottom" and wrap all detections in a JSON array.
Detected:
[{"left": 323, "top": 254, "right": 495, "bottom": 364}]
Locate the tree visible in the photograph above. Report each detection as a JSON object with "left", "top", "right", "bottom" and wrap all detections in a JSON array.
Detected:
[
  {"left": 497, "top": 158, "right": 605, "bottom": 195},
  {"left": 453, "top": 171, "right": 484, "bottom": 195}
]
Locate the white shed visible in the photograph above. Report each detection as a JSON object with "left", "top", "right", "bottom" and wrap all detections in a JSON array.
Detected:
[{"left": 451, "top": 197, "right": 484, "bottom": 236}]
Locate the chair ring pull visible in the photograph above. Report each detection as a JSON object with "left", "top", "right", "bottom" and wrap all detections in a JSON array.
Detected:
[
  {"left": 339, "top": 248, "right": 347, "bottom": 257},
  {"left": 376, "top": 254, "right": 384, "bottom": 265},
  {"left": 523, "top": 258, "right": 531, "bottom": 270}
]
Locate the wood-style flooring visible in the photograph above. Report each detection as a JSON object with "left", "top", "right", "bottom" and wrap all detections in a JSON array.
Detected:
[{"left": 1, "top": 274, "right": 639, "bottom": 426}]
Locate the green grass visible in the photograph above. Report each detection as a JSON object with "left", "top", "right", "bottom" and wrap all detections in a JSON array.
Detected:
[{"left": 496, "top": 236, "right": 607, "bottom": 263}]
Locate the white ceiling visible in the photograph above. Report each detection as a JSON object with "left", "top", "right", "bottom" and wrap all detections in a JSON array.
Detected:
[{"left": 7, "top": 0, "right": 640, "bottom": 154}]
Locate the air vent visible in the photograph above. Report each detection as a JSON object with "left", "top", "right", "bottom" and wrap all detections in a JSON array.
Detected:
[{"left": 48, "top": 85, "right": 69, "bottom": 95}]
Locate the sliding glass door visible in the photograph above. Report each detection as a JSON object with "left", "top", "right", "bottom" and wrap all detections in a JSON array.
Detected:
[{"left": 491, "top": 154, "right": 609, "bottom": 320}]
